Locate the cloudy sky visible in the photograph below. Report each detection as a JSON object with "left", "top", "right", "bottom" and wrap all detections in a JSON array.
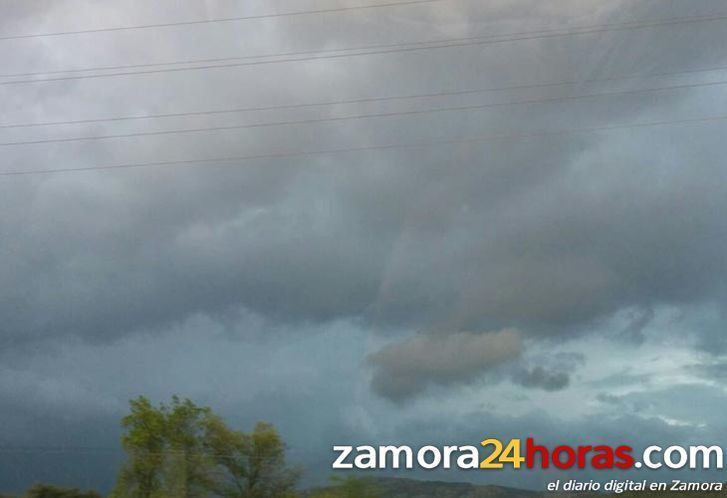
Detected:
[{"left": 1, "top": 0, "right": 727, "bottom": 492}]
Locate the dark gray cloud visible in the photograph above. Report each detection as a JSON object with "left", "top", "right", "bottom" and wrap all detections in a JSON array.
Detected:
[
  {"left": 368, "top": 329, "right": 521, "bottom": 400},
  {"left": 2, "top": 0, "right": 727, "bottom": 492},
  {"left": 514, "top": 366, "right": 569, "bottom": 391},
  {"left": 619, "top": 307, "right": 655, "bottom": 344},
  {"left": 1, "top": 0, "right": 726, "bottom": 349},
  {"left": 511, "top": 350, "right": 584, "bottom": 391}
]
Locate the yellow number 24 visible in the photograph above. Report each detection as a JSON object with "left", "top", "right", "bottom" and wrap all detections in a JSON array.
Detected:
[{"left": 480, "top": 438, "right": 524, "bottom": 469}]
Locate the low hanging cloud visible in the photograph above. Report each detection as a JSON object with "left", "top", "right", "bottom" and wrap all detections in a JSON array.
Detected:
[
  {"left": 3, "top": 0, "right": 727, "bottom": 491},
  {"left": 514, "top": 366, "right": 570, "bottom": 391},
  {"left": 368, "top": 328, "right": 522, "bottom": 401},
  {"left": 2, "top": 0, "right": 727, "bottom": 352}
]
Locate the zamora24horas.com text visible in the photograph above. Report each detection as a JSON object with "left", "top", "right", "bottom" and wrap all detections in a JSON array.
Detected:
[{"left": 332, "top": 438, "right": 726, "bottom": 471}]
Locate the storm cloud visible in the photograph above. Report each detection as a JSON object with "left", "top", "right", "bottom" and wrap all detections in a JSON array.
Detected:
[
  {"left": 1, "top": 0, "right": 727, "bottom": 350},
  {"left": 514, "top": 366, "right": 570, "bottom": 391},
  {"left": 1, "top": 0, "right": 727, "bottom": 492},
  {"left": 368, "top": 329, "right": 521, "bottom": 400}
]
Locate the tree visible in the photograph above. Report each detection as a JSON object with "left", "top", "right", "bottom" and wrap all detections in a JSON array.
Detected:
[
  {"left": 112, "top": 396, "right": 216, "bottom": 497},
  {"left": 163, "top": 397, "right": 216, "bottom": 498},
  {"left": 112, "top": 396, "right": 299, "bottom": 498},
  {"left": 112, "top": 396, "right": 167, "bottom": 498},
  {"left": 24, "top": 483, "right": 101, "bottom": 498},
  {"left": 205, "top": 419, "right": 299, "bottom": 497}
]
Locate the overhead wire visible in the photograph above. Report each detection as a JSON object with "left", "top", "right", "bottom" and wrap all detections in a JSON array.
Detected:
[
  {"left": 2, "top": 12, "right": 727, "bottom": 86},
  {"left": 2, "top": 78, "right": 727, "bottom": 148},
  {"left": 3, "top": 61, "right": 727, "bottom": 130},
  {"left": 1, "top": 6, "right": 726, "bottom": 176},
  {"left": 2, "top": 111, "right": 726, "bottom": 177},
  {"left": 0, "top": 0, "right": 445, "bottom": 41}
]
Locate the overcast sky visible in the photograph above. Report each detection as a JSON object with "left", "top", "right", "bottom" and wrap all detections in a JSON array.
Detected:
[{"left": 1, "top": 0, "right": 727, "bottom": 493}]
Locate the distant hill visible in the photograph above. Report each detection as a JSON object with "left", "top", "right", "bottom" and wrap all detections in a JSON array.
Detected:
[
  {"left": 362, "top": 477, "right": 540, "bottom": 498},
  {"left": 307, "top": 476, "right": 542, "bottom": 498},
  {"left": 306, "top": 476, "right": 727, "bottom": 498}
]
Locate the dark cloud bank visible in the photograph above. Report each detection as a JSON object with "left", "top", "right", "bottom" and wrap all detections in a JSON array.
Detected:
[{"left": 1, "top": 0, "right": 727, "bottom": 492}]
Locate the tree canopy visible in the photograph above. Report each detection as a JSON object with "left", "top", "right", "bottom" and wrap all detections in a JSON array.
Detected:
[
  {"left": 111, "top": 396, "right": 298, "bottom": 498},
  {"left": 23, "top": 483, "right": 101, "bottom": 498}
]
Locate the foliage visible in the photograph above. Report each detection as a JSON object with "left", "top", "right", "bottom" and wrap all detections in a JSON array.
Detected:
[
  {"left": 23, "top": 483, "right": 101, "bottom": 498},
  {"left": 112, "top": 396, "right": 168, "bottom": 498},
  {"left": 205, "top": 418, "right": 299, "bottom": 498},
  {"left": 111, "top": 396, "right": 298, "bottom": 498}
]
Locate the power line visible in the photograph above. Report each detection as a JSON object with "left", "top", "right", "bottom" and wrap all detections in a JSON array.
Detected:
[
  {"left": 4, "top": 62, "right": 727, "bottom": 130},
  {"left": 2, "top": 78, "right": 726, "bottom": 148},
  {"left": 0, "top": 445, "right": 302, "bottom": 458},
  {"left": 3, "top": 112, "right": 726, "bottom": 177},
  {"left": 0, "top": 0, "right": 443, "bottom": 41},
  {"left": 0, "top": 446, "right": 121, "bottom": 453},
  {"left": 3, "top": 11, "right": 727, "bottom": 86},
  {"left": 5, "top": 10, "right": 722, "bottom": 80},
  {"left": 7, "top": 10, "right": 727, "bottom": 81}
]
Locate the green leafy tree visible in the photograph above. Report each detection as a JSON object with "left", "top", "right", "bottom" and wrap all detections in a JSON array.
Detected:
[
  {"left": 23, "top": 483, "right": 101, "bottom": 498},
  {"left": 112, "top": 397, "right": 168, "bottom": 498},
  {"left": 112, "top": 396, "right": 216, "bottom": 498},
  {"left": 112, "top": 396, "right": 299, "bottom": 498},
  {"left": 163, "top": 397, "right": 216, "bottom": 497},
  {"left": 205, "top": 419, "right": 299, "bottom": 497}
]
